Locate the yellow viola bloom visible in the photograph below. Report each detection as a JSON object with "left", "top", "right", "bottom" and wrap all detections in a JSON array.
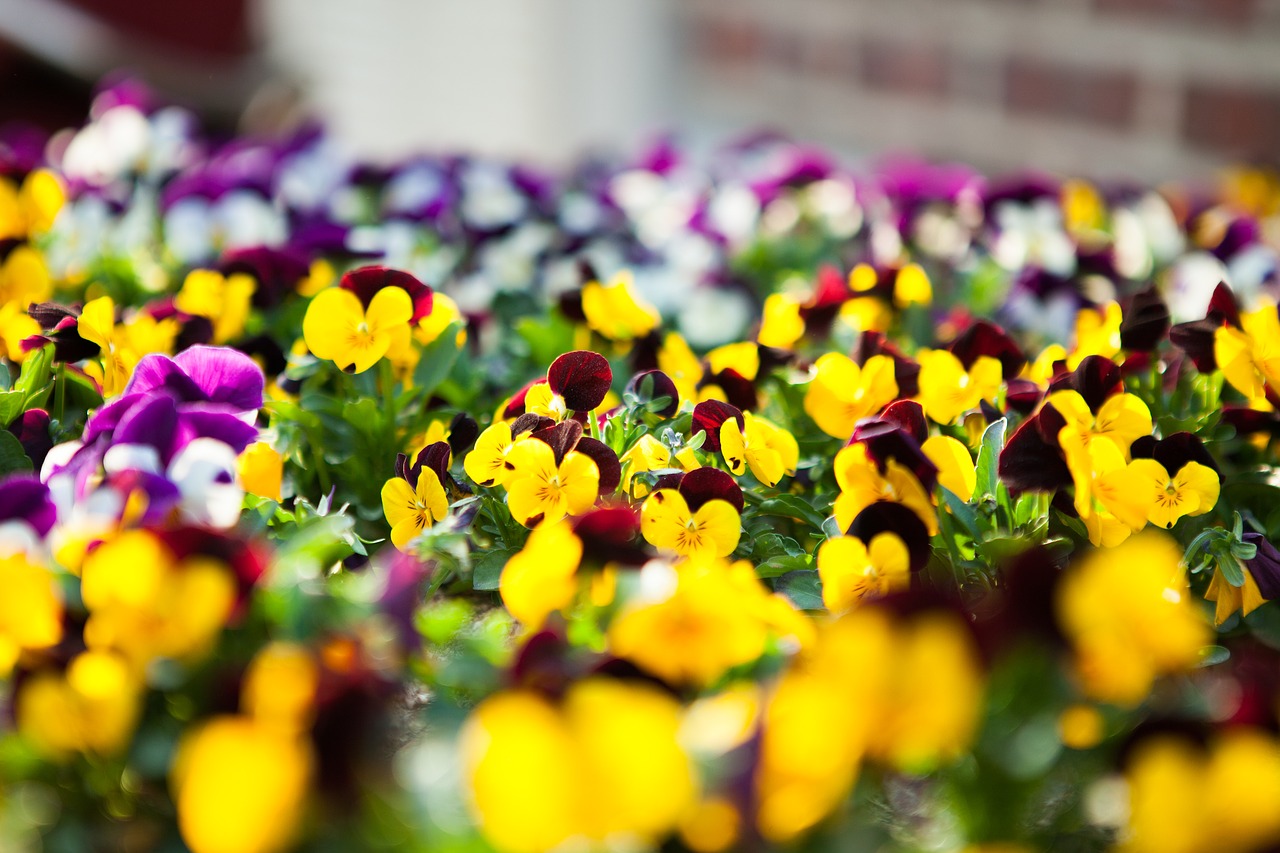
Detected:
[
  {"left": 1048, "top": 389, "right": 1153, "bottom": 458},
  {"left": 832, "top": 443, "right": 937, "bottom": 535},
  {"left": 1061, "top": 434, "right": 1153, "bottom": 541},
  {"left": 719, "top": 412, "right": 798, "bottom": 487},
  {"left": 609, "top": 557, "right": 808, "bottom": 686},
  {"left": 1056, "top": 532, "right": 1209, "bottom": 706},
  {"left": 0, "top": 302, "right": 38, "bottom": 362},
  {"left": 837, "top": 295, "right": 892, "bottom": 334},
  {"left": 816, "top": 532, "right": 910, "bottom": 611},
  {"left": 78, "top": 295, "right": 177, "bottom": 397},
  {"left": 302, "top": 285, "right": 413, "bottom": 374},
  {"left": 173, "top": 715, "right": 314, "bottom": 853},
  {"left": 1068, "top": 302, "right": 1122, "bottom": 368},
  {"left": 706, "top": 341, "right": 760, "bottom": 381},
  {"left": 499, "top": 518, "right": 583, "bottom": 629},
  {"left": 620, "top": 433, "right": 699, "bottom": 497},
  {"left": 175, "top": 269, "right": 257, "bottom": 344},
  {"left": 503, "top": 439, "right": 600, "bottom": 527},
  {"left": 1215, "top": 305, "right": 1280, "bottom": 400},
  {"left": 460, "top": 679, "right": 695, "bottom": 853},
  {"left": 17, "top": 650, "right": 142, "bottom": 759},
  {"left": 80, "top": 530, "right": 238, "bottom": 668},
  {"left": 641, "top": 488, "right": 741, "bottom": 558},
  {"left": 657, "top": 332, "right": 704, "bottom": 405},
  {"left": 414, "top": 291, "right": 466, "bottom": 346},
  {"left": 1061, "top": 178, "right": 1106, "bottom": 234},
  {"left": 0, "top": 551, "right": 63, "bottom": 675},
  {"left": 916, "top": 350, "right": 1002, "bottom": 425},
  {"left": 465, "top": 422, "right": 516, "bottom": 488},
  {"left": 0, "top": 245, "right": 52, "bottom": 308},
  {"left": 523, "top": 382, "right": 569, "bottom": 422},
  {"left": 241, "top": 643, "right": 319, "bottom": 731},
  {"left": 757, "top": 293, "right": 805, "bottom": 349},
  {"left": 804, "top": 353, "right": 898, "bottom": 439},
  {"left": 381, "top": 468, "right": 450, "bottom": 552},
  {"left": 893, "top": 263, "right": 932, "bottom": 307},
  {"left": 1126, "top": 458, "right": 1220, "bottom": 530},
  {"left": 580, "top": 270, "right": 660, "bottom": 341},
  {"left": 1204, "top": 566, "right": 1267, "bottom": 627},
  {"left": 921, "top": 434, "right": 976, "bottom": 501},
  {"left": 0, "top": 169, "right": 64, "bottom": 239},
  {"left": 238, "top": 441, "right": 284, "bottom": 502}
]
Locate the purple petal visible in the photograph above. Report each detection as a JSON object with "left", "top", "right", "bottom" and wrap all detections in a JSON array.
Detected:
[
  {"left": 0, "top": 474, "right": 56, "bottom": 536},
  {"left": 178, "top": 407, "right": 260, "bottom": 454},
  {"left": 113, "top": 396, "right": 179, "bottom": 462},
  {"left": 173, "top": 346, "right": 265, "bottom": 413},
  {"left": 122, "top": 354, "right": 204, "bottom": 402}
]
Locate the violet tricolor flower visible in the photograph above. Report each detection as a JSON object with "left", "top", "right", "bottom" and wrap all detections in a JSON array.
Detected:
[{"left": 0, "top": 474, "right": 57, "bottom": 553}]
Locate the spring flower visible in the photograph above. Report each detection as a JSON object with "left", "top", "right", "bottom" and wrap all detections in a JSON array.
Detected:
[
  {"left": 608, "top": 556, "right": 810, "bottom": 686},
  {"left": 1126, "top": 456, "right": 1220, "bottom": 529},
  {"left": 916, "top": 349, "right": 1002, "bottom": 425},
  {"left": 804, "top": 353, "right": 899, "bottom": 439},
  {"left": 77, "top": 295, "right": 179, "bottom": 397},
  {"left": 17, "top": 650, "right": 142, "bottom": 759},
  {"left": 581, "top": 270, "right": 660, "bottom": 341},
  {"left": 302, "top": 284, "right": 412, "bottom": 374},
  {"left": 0, "top": 301, "right": 39, "bottom": 361},
  {"left": 657, "top": 332, "right": 705, "bottom": 404},
  {"left": 0, "top": 245, "right": 52, "bottom": 308},
  {"left": 175, "top": 269, "right": 256, "bottom": 344},
  {"left": 1214, "top": 303, "right": 1280, "bottom": 400},
  {"left": 238, "top": 441, "right": 283, "bottom": 501},
  {"left": 1068, "top": 302, "right": 1122, "bottom": 368},
  {"left": 833, "top": 443, "right": 937, "bottom": 535},
  {"left": 921, "top": 435, "right": 976, "bottom": 501},
  {"left": 641, "top": 481, "right": 741, "bottom": 559},
  {"left": 499, "top": 518, "right": 583, "bottom": 629},
  {"left": 619, "top": 433, "right": 699, "bottom": 497},
  {"left": 460, "top": 679, "right": 695, "bottom": 853},
  {"left": 757, "top": 293, "right": 805, "bottom": 349},
  {"left": 719, "top": 411, "right": 798, "bottom": 487},
  {"left": 893, "top": 263, "right": 932, "bottom": 307},
  {"left": 817, "top": 532, "right": 910, "bottom": 611},
  {"left": 0, "top": 168, "right": 64, "bottom": 238},
  {"left": 1060, "top": 434, "right": 1154, "bottom": 546},
  {"left": 503, "top": 438, "right": 600, "bottom": 527},
  {"left": 1056, "top": 532, "right": 1209, "bottom": 705},
  {"left": 464, "top": 422, "right": 516, "bottom": 487},
  {"left": 0, "top": 550, "right": 63, "bottom": 675},
  {"left": 1047, "top": 390, "right": 1153, "bottom": 458},
  {"left": 381, "top": 466, "right": 449, "bottom": 553}
]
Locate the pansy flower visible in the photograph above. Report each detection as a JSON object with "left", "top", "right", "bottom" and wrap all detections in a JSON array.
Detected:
[
  {"left": 381, "top": 444, "right": 450, "bottom": 553},
  {"left": 523, "top": 350, "right": 613, "bottom": 422},
  {"left": 1126, "top": 433, "right": 1221, "bottom": 530},
  {"left": 804, "top": 352, "right": 898, "bottom": 439},
  {"left": 580, "top": 270, "right": 661, "bottom": 342},
  {"left": 1214, "top": 301, "right": 1280, "bottom": 401},
  {"left": 757, "top": 292, "right": 805, "bottom": 349},
  {"left": 817, "top": 531, "right": 910, "bottom": 611},
  {"left": 641, "top": 467, "right": 744, "bottom": 559},
  {"left": 832, "top": 442, "right": 936, "bottom": 535},
  {"left": 719, "top": 410, "right": 798, "bottom": 488},
  {"left": 174, "top": 268, "right": 256, "bottom": 345},
  {"left": 302, "top": 266, "right": 429, "bottom": 374},
  {"left": 502, "top": 421, "right": 601, "bottom": 527},
  {"left": 499, "top": 518, "right": 583, "bottom": 630},
  {"left": 0, "top": 548, "right": 63, "bottom": 675}
]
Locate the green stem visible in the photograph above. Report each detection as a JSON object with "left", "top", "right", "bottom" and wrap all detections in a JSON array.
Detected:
[{"left": 54, "top": 362, "right": 66, "bottom": 424}]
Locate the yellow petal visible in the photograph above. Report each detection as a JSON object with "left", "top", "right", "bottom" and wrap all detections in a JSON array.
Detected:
[
  {"left": 365, "top": 286, "right": 414, "bottom": 336},
  {"left": 1174, "top": 461, "right": 1220, "bottom": 518},
  {"left": 302, "top": 288, "right": 363, "bottom": 362},
  {"left": 381, "top": 477, "right": 420, "bottom": 530},
  {"left": 921, "top": 435, "right": 975, "bottom": 502}
]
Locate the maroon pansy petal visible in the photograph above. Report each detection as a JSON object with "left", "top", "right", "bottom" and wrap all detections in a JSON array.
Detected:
[
  {"left": 503, "top": 380, "right": 539, "bottom": 419},
  {"left": 409, "top": 441, "right": 453, "bottom": 492},
  {"left": 448, "top": 412, "right": 480, "bottom": 456},
  {"left": 341, "top": 266, "right": 434, "bottom": 323},
  {"left": 1205, "top": 281, "right": 1241, "bottom": 328},
  {"left": 949, "top": 319, "right": 1025, "bottom": 378},
  {"left": 9, "top": 409, "right": 52, "bottom": 472},
  {"left": 532, "top": 420, "right": 584, "bottom": 465},
  {"left": 848, "top": 418, "right": 938, "bottom": 493},
  {"left": 1047, "top": 355, "right": 1123, "bottom": 412},
  {"left": 1222, "top": 405, "right": 1280, "bottom": 436},
  {"left": 511, "top": 412, "right": 556, "bottom": 438},
  {"left": 1169, "top": 319, "right": 1218, "bottom": 373},
  {"left": 1129, "top": 432, "right": 1220, "bottom": 477},
  {"left": 845, "top": 502, "right": 931, "bottom": 573},
  {"left": 625, "top": 369, "right": 680, "bottom": 418},
  {"left": 691, "top": 400, "right": 744, "bottom": 453},
  {"left": 573, "top": 437, "right": 622, "bottom": 495},
  {"left": 1119, "top": 287, "right": 1170, "bottom": 353},
  {"left": 678, "top": 467, "right": 745, "bottom": 513},
  {"left": 652, "top": 472, "right": 686, "bottom": 493},
  {"left": 702, "top": 368, "right": 758, "bottom": 413},
  {"left": 972, "top": 545, "right": 1069, "bottom": 660},
  {"left": 857, "top": 331, "right": 920, "bottom": 397},
  {"left": 220, "top": 245, "right": 311, "bottom": 309},
  {"left": 1245, "top": 533, "right": 1280, "bottom": 601},
  {"left": 880, "top": 400, "right": 928, "bottom": 444},
  {"left": 547, "top": 350, "right": 613, "bottom": 412},
  {"left": 999, "top": 413, "right": 1072, "bottom": 494},
  {"left": 0, "top": 474, "right": 56, "bottom": 537},
  {"left": 394, "top": 452, "right": 410, "bottom": 484},
  {"left": 1004, "top": 378, "right": 1043, "bottom": 414},
  {"left": 571, "top": 504, "right": 646, "bottom": 566},
  {"left": 509, "top": 629, "right": 576, "bottom": 697}
]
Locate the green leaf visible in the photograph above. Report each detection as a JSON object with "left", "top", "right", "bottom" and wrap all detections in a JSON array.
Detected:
[
  {"left": 757, "top": 554, "right": 811, "bottom": 578},
  {"left": 1218, "top": 552, "right": 1246, "bottom": 588},
  {"left": 0, "top": 390, "right": 22, "bottom": 428},
  {"left": 0, "top": 430, "right": 32, "bottom": 475},
  {"left": 754, "top": 495, "right": 828, "bottom": 530},
  {"left": 472, "top": 548, "right": 517, "bottom": 591},
  {"left": 941, "top": 488, "right": 982, "bottom": 539},
  {"left": 1200, "top": 645, "right": 1231, "bottom": 667},
  {"left": 15, "top": 344, "right": 53, "bottom": 395},
  {"left": 754, "top": 533, "right": 805, "bottom": 560},
  {"left": 412, "top": 323, "right": 465, "bottom": 396},
  {"left": 974, "top": 417, "right": 1006, "bottom": 500},
  {"left": 777, "top": 570, "right": 824, "bottom": 610}
]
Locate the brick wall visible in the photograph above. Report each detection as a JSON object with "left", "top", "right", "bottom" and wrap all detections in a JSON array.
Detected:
[{"left": 675, "top": 0, "right": 1280, "bottom": 181}]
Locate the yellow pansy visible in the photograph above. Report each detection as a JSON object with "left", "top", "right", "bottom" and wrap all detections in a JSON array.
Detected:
[
  {"left": 893, "top": 263, "right": 932, "bottom": 307},
  {"left": 1048, "top": 389, "right": 1153, "bottom": 458},
  {"left": 832, "top": 443, "right": 937, "bottom": 535},
  {"left": 1126, "top": 457, "right": 1220, "bottom": 530},
  {"left": 503, "top": 439, "right": 600, "bottom": 527},
  {"left": 804, "top": 353, "right": 898, "bottom": 439},
  {"left": 916, "top": 349, "right": 1002, "bottom": 425},
  {"left": 175, "top": 269, "right": 256, "bottom": 344},
  {"left": 17, "top": 650, "right": 142, "bottom": 759},
  {"left": 499, "top": 518, "right": 583, "bottom": 629},
  {"left": 0, "top": 551, "right": 63, "bottom": 675},
  {"left": 581, "top": 270, "right": 660, "bottom": 341},
  {"left": 921, "top": 434, "right": 976, "bottom": 501},
  {"left": 1215, "top": 305, "right": 1280, "bottom": 400},
  {"left": 302, "top": 285, "right": 413, "bottom": 374},
  {"left": 641, "top": 488, "right": 741, "bottom": 558},
  {"left": 757, "top": 293, "right": 805, "bottom": 349},
  {"left": 238, "top": 441, "right": 284, "bottom": 501},
  {"left": 464, "top": 422, "right": 516, "bottom": 487},
  {"left": 381, "top": 468, "right": 450, "bottom": 552},
  {"left": 0, "top": 301, "right": 39, "bottom": 361},
  {"left": 816, "top": 532, "right": 910, "bottom": 611},
  {"left": 719, "top": 412, "right": 798, "bottom": 487}
]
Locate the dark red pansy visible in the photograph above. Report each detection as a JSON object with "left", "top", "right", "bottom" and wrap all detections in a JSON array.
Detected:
[
  {"left": 235, "top": 333, "right": 288, "bottom": 376},
  {"left": 340, "top": 265, "right": 434, "bottom": 323},
  {"left": 220, "top": 245, "right": 312, "bottom": 308},
  {"left": 1119, "top": 287, "right": 1170, "bottom": 353},
  {"left": 1169, "top": 282, "right": 1241, "bottom": 372},
  {"left": 998, "top": 412, "right": 1072, "bottom": 494},
  {"left": 652, "top": 471, "right": 685, "bottom": 493},
  {"left": 448, "top": 412, "right": 480, "bottom": 456},
  {"left": 701, "top": 368, "right": 758, "bottom": 413},
  {"left": 691, "top": 400, "right": 744, "bottom": 453},
  {"left": 532, "top": 419, "right": 584, "bottom": 465},
  {"left": 502, "top": 380, "right": 540, "bottom": 419},
  {"left": 1047, "top": 355, "right": 1124, "bottom": 412},
  {"left": 880, "top": 400, "right": 928, "bottom": 444},
  {"left": 949, "top": 319, "right": 1025, "bottom": 378},
  {"left": 509, "top": 629, "right": 577, "bottom": 698},
  {"left": 571, "top": 504, "right": 646, "bottom": 566},
  {"left": 574, "top": 437, "right": 622, "bottom": 494},
  {"left": 511, "top": 412, "right": 556, "bottom": 437},
  {"left": 971, "top": 545, "right": 1069, "bottom": 660},
  {"left": 857, "top": 330, "right": 920, "bottom": 397},
  {"left": 678, "top": 467, "right": 745, "bottom": 513},
  {"left": 798, "top": 264, "right": 849, "bottom": 336},
  {"left": 845, "top": 502, "right": 931, "bottom": 573},
  {"left": 1004, "top": 378, "right": 1042, "bottom": 414},
  {"left": 849, "top": 418, "right": 938, "bottom": 492},
  {"left": 22, "top": 302, "right": 100, "bottom": 362},
  {"left": 625, "top": 369, "right": 679, "bottom": 418},
  {"left": 1221, "top": 405, "right": 1280, "bottom": 436},
  {"left": 1129, "top": 432, "right": 1220, "bottom": 477},
  {"left": 548, "top": 350, "right": 613, "bottom": 412},
  {"left": 8, "top": 409, "right": 52, "bottom": 471}
]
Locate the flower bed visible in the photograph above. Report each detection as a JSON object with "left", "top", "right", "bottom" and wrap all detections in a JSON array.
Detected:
[{"left": 3, "top": 82, "right": 1280, "bottom": 852}]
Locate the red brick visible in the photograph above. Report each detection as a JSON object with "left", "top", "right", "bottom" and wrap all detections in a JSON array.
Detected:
[
  {"left": 1005, "top": 57, "right": 1138, "bottom": 128},
  {"left": 1183, "top": 83, "right": 1280, "bottom": 161},
  {"left": 1094, "top": 0, "right": 1256, "bottom": 27},
  {"left": 859, "top": 39, "right": 950, "bottom": 97}
]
